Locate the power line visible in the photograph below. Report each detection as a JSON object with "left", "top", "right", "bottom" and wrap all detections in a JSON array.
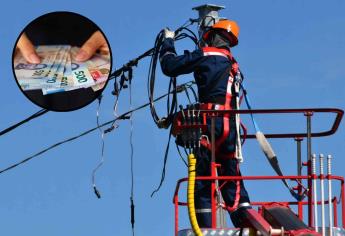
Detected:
[
  {"left": 0, "top": 109, "right": 48, "bottom": 136},
  {"left": 0, "top": 81, "right": 195, "bottom": 175}
]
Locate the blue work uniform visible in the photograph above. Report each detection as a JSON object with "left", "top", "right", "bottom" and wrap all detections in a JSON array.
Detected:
[{"left": 160, "top": 38, "right": 251, "bottom": 227}]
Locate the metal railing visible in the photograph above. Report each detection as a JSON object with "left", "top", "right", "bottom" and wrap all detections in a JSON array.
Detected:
[{"left": 172, "top": 108, "right": 344, "bottom": 236}]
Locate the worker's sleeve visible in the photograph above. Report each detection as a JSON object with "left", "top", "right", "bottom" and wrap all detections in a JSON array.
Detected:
[{"left": 159, "top": 38, "right": 204, "bottom": 77}]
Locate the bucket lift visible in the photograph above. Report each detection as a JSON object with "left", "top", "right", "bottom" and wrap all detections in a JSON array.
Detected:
[{"left": 172, "top": 107, "right": 344, "bottom": 236}]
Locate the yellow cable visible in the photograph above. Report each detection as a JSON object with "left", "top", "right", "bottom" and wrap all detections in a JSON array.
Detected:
[{"left": 187, "top": 153, "right": 203, "bottom": 236}]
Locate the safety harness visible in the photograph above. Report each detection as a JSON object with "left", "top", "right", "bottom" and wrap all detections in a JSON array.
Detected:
[
  {"left": 172, "top": 47, "right": 245, "bottom": 215},
  {"left": 201, "top": 47, "right": 243, "bottom": 213},
  {"left": 199, "top": 47, "right": 243, "bottom": 163}
]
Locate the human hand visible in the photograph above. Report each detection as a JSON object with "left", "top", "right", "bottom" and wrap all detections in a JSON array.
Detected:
[
  {"left": 164, "top": 28, "right": 175, "bottom": 39},
  {"left": 75, "top": 30, "right": 109, "bottom": 62},
  {"left": 16, "top": 33, "right": 41, "bottom": 64}
]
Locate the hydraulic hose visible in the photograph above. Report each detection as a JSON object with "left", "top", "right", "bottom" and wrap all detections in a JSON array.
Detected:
[{"left": 187, "top": 153, "right": 203, "bottom": 236}]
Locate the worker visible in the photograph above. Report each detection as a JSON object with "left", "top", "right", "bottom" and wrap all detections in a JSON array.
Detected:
[{"left": 159, "top": 20, "right": 251, "bottom": 228}]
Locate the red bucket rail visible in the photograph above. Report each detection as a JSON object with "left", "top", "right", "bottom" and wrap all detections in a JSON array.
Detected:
[
  {"left": 173, "top": 108, "right": 343, "bottom": 139},
  {"left": 172, "top": 108, "right": 344, "bottom": 236},
  {"left": 173, "top": 175, "right": 345, "bottom": 235}
]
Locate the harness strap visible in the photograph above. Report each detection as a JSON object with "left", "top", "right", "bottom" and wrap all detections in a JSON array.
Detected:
[
  {"left": 201, "top": 47, "right": 242, "bottom": 161},
  {"left": 198, "top": 47, "right": 243, "bottom": 215},
  {"left": 216, "top": 162, "right": 241, "bottom": 212}
]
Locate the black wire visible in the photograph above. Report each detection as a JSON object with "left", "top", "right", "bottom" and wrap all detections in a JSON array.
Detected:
[
  {"left": 0, "top": 82, "right": 194, "bottom": 175},
  {"left": 188, "top": 85, "right": 198, "bottom": 102},
  {"left": 148, "top": 30, "right": 165, "bottom": 125},
  {"left": 128, "top": 75, "right": 135, "bottom": 235},
  {"left": 108, "top": 48, "right": 155, "bottom": 80},
  {"left": 0, "top": 109, "right": 48, "bottom": 136},
  {"left": 167, "top": 77, "right": 178, "bottom": 124},
  {"left": 148, "top": 27, "right": 199, "bottom": 195},
  {"left": 150, "top": 126, "right": 173, "bottom": 197},
  {"left": 184, "top": 86, "right": 192, "bottom": 104},
  {"left": 174, "top": 27, "right": 198, "bottom": 44},
  {"left": 167, "top": 77, "right": 172, "bottom": 117},
  {"left": 129, "top": 79, "right": 134, "bottom": 201},
  {"left": 92, "top": 95, "right": 105, "bottom": 199},
  {"left": 107, "top": 74, "right": 124, "bottom": 133},
  {"left": 148, "top": 27, "right": 198, "bottom": 128},
  {"left": 176, "top": 143, "right": 188, "bottom": 167}
]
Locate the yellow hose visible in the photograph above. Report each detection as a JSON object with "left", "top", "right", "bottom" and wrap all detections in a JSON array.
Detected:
[{"left": 187, "top": 153, "right": 203, "bottom": 236}]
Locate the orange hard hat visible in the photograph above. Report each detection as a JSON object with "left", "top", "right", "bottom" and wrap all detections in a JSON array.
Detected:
[{"left": 203, "top": 19, "right": 240, "bottom": 47}]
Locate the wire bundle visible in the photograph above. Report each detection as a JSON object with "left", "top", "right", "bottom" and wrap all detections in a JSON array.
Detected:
[{"left": 147, "top": 27, "right": 198, "bottom": 129}]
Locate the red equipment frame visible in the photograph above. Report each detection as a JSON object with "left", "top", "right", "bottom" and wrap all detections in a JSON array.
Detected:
[{"left": 172, "top": 108, "right": 344, "bottom": 235}]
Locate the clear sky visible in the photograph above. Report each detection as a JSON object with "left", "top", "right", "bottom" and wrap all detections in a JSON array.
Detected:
[{"left": 0, "top": 0, "right": 344, "bottom": 235}]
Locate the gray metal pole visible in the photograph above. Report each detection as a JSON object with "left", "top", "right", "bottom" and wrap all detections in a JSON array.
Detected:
[
  {"left": 295, "top": 138, "right": 303, "bottom": 176},
  {"left": 320, "top": 154, "right": 326, "bottom": 236},
  {"left": 211, "top": 117, "right": 216, "bottom": 163},
  {"left": 327, "top": 155, "right": 333, "bottom": 236},
  {"left": 295, "top": 137, "right": 303, "bottom": 218},
  {"left": 312, "top": 154, "right": 319, "bottom": 232},
  {"left": 306, "top": 113, "right": 314, "bottom": 227},
  {"left": 307, "top": 114, "right": 312, "bottom": 162}
]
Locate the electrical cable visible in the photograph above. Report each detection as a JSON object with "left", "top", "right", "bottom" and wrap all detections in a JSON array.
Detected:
[
  {"left": 128, "top": 72, "right": 135, "bottom": 236},
  {"left": 147, "top": 30, "right": 166, "bottom": 126},
  {"left": 0, "top": 109, "right": 48, "bottom": 137},
  {"left": 104, "top": 91, "right": 121, "bottom": 133},
  {"left": 147, "top": 26, "right": 198, "bottom": 129},
  {"left": 92, "top": 71, "right": 127, "bottom": 198},
  {"left": 92, "top": 95, "right": 106, "bottom": 198},
  {"left": 110, "top": 76, "right": 121, "bottom": 130},
  {"left": 188, "top": 86, "right": 198, "bottom": 102},
  {"left": 176, "top": 143, "right": 188, "bottom": 167},
  {"left": 0, "top": 81, "right": 195, "bottom": 175},
  {"left": 147, "top": 26, "right": 199, "bottom": 196},
  {"left": 184, "top": 86, "right": 192, "bottom": 104},
  {"left": 150, "top": 125, "right": 174, "bottom": 197}
]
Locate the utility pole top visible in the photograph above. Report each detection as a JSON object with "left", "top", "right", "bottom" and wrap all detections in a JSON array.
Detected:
[
  {"left": 192, "top": 4, "right": 226, "bottom": 39},
  {"left": 192, "top": 4, "right": 225, "bottom": 23},
  {"left": 192, "top": 4, "right": 225, "bottom": 11}
]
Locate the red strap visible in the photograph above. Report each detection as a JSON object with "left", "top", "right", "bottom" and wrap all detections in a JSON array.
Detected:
[
  {"left": 200, "top": 47, "right": 243, "bottom": 212},
  {"left": 199, "top": 72, "right": 234, "bottom": 156},
  {"left": 225, "top": 162, "right": 241, "bottom": 212},
  {"left": 199, "top": 47, "right": 242, "bottom": 159},
  {"left": 215, "top": 113, "right": 230, "bottom": 150},
  {"left": 215, "top": 68, "right": 234, "bottom": 150}
]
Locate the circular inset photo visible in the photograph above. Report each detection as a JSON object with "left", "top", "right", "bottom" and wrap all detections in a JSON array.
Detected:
[{"left": 12, "top": 11, "right": 112, "bottom": 112}]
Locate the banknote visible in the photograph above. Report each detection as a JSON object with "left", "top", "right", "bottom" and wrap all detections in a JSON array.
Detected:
[
  {"left": 14, "top": 45, "right": 65, "bottom": 79},
  {"left": 14, "top": 45, "right": 111, "bottom": 95}
]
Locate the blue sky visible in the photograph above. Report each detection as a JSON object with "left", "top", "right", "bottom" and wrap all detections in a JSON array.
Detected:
[{"left": 0, "top": 0, "right": 344, "bottom": 235}]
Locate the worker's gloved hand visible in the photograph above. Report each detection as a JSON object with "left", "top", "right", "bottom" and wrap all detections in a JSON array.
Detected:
[{"left": 163, "top": 28, "right": 175, "bottom": 40}]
